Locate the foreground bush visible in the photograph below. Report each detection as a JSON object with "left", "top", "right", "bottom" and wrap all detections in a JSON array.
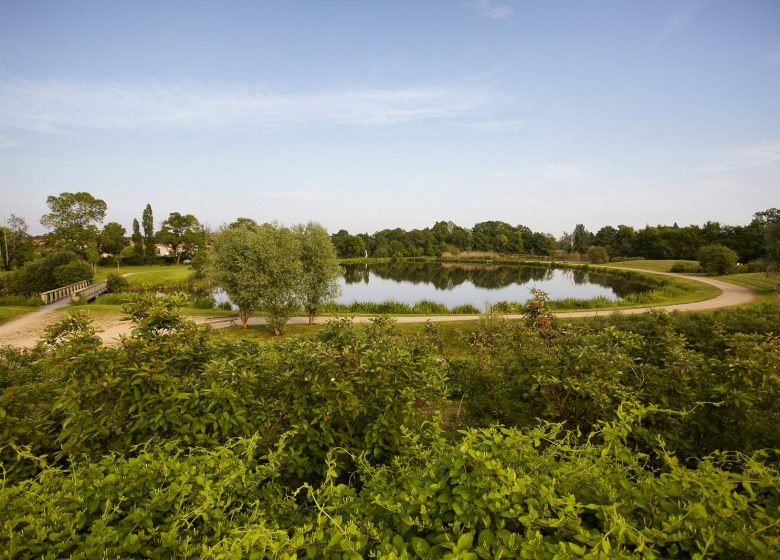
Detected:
[{"left": 0, "top": 293, "right": 778, "bottom": 557}]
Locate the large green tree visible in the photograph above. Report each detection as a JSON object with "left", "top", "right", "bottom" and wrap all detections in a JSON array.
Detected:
[
  {"left": 142, "top": 204, "right": 156, "bottom": 263},
  {"left": 98, "top": 222, "right": 127, "bottom": 255},
  {"left": 207, "top": 222, "right": 302, "bottom": 333},
  {"left": 158, "top": 212, "right": 204, "bottom": 265},
  {"left": 294, "top": 222, "right": 343, "bottom": 324},
  {"left": 39, "top": 192, "right": 107, "bottom": 258}
]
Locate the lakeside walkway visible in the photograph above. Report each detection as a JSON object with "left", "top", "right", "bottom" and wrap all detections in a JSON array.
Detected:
[{"left": 0, "top": 271, "right": 756, "bottom": 347}]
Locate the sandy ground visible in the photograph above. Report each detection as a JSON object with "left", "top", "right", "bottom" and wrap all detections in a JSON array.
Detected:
[{"left": 0, "top": 271, "right": 755, "bottom": 348}]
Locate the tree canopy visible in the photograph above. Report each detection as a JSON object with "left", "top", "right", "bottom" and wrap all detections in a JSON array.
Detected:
[
  {"left": 158, "top": 212, "right": 205, "bottom": 264},
  {"left": 39, "top": 192, "right": 107, "bottom": 257},
  {"left": 294, "top": 222, "right": 343, "bottom": 324},
  {"left": 207, "top": 222, "right": 303, "bottom": 332}
]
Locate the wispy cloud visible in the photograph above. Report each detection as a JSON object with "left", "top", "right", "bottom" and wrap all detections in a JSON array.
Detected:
[
  {"left": 0, "top": 80, "right": 492, "bottom": 134},
  {"left": 649, "top": 0, "right": 703, "bottom": 49},
  {"left": 466, "top": 0, "right": 512, "bottom": 20}
]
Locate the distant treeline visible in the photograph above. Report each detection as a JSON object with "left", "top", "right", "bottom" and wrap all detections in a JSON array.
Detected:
[{"left": 332, "top": 209, "right": 779, "bottom": 264}]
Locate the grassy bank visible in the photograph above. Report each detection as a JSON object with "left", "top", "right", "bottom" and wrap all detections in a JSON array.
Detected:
[
  {"left": 95, "top": 264, "right": 193, "bottom": 286},
  {"left": 0, "top": 306, "right": 38, "bottom": 326}
]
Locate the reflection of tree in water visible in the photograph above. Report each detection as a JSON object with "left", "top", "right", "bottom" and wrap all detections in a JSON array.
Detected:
[
  {"left": 342, "top": 262, "right": 651, "bottom": 296},
  {"left": 343, "top": 263, "right": 370, "bottom": 284}
]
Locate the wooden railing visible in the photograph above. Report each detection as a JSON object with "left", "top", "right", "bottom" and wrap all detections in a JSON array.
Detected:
[
  {"left": 40, "top": 280, "right": 89, "bottom": 304},
  {"left": 72, "top": 280, "right": 108, "bottom": 303}
]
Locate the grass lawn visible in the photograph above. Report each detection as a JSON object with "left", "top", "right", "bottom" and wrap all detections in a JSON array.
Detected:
[
  {"left": 95, "top": 265, "right": 193, "bottom": 286},
  {"left": 600, "top": 260, "right": 699, "bottom": 273},
  {"left": 0, "top": 306, "right": 38, "bottom": 326},
  {"left": 716, "top": 271, "right": 780, "bottom": 295}
]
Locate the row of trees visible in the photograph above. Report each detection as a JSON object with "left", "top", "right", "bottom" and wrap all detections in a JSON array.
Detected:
[
  {"left": 6, "top": 193, "right": 779, "bottom": 275},
  {"left": 3, "top": 192, "right": 209, "bottom": 271},
  {"left": 332, "top": 220, "right": 558, "bottom": 259},
  {"left": 207, "top": 220, "right": 342, "bottom": 333},
  {"left": 331, "top": 210, "right": 780, "bottom": 268},
  {"left": 562, "top": 210, "right": 780, "bottom": 265}
]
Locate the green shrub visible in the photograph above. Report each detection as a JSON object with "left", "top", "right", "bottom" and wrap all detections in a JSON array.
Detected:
[
  {"left": 587, "top": 245, "right": 609, "bottom": 263},
  {"left": 411, "top": 299, "right": 449, "bottom": 314},
  {"left": 105, "top": 272, "right": 129, "bottom": 293},
  {"left": 670, "top": 261, "right": 701, "bottom": 273},
  {"left": 1, "top": 294, "right": 779, "bottom": 557},
  {"left": 93, "top": 292, "right": 136, "bottom": 305},
  {"left": 191, "top": 295, "right": 215, "bottom": 309},
  {"left": 7, "top": 251, "right": 82, "bottom": 295},
  {"left": 698, "top": 243, "right": 738, "bottom": 275},
  {"left": 53, "top": 260, "right": 94, "bottom": 286},
  {"left": 451, "top": 303, "right": 480, "bottom": 314},
  {"left": 739, "top": 259, "right": 766, "bottom": 273}
]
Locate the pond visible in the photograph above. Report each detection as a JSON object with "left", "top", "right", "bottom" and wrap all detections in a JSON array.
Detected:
[
  {"left": 337, "top": 261, "right": 650, "bottom": 310},
  {"left": 213, "top": 261, "right": 653, "bottom": 312}
]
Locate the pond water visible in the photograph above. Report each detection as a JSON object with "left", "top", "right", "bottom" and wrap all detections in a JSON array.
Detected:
[
  {"left": 213, "top": 262, "right": 651, "bottom": 311},
  {"left": 334, "top": 262, "right": 650, "bottom": 310}
]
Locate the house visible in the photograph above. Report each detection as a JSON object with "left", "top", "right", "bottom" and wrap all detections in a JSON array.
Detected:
[{"left": 155, "top": 243, "right": 173, "bottom": 257}]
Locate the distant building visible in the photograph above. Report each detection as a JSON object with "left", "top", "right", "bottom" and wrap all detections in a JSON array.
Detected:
[{"left": 156, "top": 243, "right": 173, "bottom": 257}]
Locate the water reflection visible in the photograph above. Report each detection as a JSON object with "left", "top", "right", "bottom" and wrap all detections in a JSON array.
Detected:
[{"left": 338, "top": 262, "right": 651, "bottom": 309}]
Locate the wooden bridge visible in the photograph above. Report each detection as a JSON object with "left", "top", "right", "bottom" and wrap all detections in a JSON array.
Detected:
[
  {"left": 39, "top": 280, "right": 90, "bottom": 304},
  {"left": 39, "top": 279, "right": 108, "bottom": 305},
  {"left": 72, "top": 280, "right": 108, "bottom": 303}
]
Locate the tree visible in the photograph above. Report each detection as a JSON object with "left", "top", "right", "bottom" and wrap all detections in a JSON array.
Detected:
[
  {"left": 752, "top": 208, "right": 780, "bottom": 274},
  {"left": 142, "top": 204, "right": 156, "bottom": 263},
  {"left": 158, "top": 212, "right": 204, "bottom": 265},
  {"left": 587, "top": 246, "right": 609, "bottom": 264},
  {"left": 39, "top": 192, "right": 107, "bottom": 258},
  {"left": 294, "top": 222, "right": 343, "bottom": 324},
  {"left": 697, "top": 244, "right": 738, "bottom": 275},
  {"left": 571, "top": 224, "right": 593, "bottom": 254},
  {"left": 8, "top": 251, "right": 83, "bottom": 294},
  {"left": 98, "top": 222, "right": 127, "bottom": 255},
  {"left": 131, "top": 219, "right": 144, "bottom": 258},
  {"left": 207, "top": 223, "right": 302, "bottom": 333},
  {"left": 1, "top": 214, "right": 34, "bottom": 270}
]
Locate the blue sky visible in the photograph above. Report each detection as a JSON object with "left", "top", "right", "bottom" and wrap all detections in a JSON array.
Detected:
[{"left": 1, "top": 0, "right": 778, "bottom": 236}]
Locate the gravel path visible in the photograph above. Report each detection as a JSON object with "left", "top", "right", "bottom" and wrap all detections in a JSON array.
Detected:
[{"left": 0, "top": 271, "right": 755, "bottom": 348}]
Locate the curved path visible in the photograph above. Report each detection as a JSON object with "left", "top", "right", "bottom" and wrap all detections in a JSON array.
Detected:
[{"left": 0, "top": 271, "right": 756, "bottom": 347}]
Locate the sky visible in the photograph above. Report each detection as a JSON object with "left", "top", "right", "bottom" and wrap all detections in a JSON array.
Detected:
[{"left": 1, "top": 0, "right": 778, "bottom": 237}]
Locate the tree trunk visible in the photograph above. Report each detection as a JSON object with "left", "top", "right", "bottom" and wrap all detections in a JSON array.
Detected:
[{"left": 239, "top": 307, "right": 250, "bottom": 328}]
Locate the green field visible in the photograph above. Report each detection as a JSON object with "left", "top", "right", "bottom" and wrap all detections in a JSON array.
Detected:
[
  {"left": 95, "top": 264, "right": 193, "bottom": 286},
  {"left": 717, "top": 271, "right": 780, "bottom": 295},
  {"left": 600, "top": 259, "right": 699, "bottom": 272}
]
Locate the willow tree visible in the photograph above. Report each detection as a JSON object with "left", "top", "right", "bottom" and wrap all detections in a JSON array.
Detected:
[
  {"left": 293, "top": 222, "right": 343, "bottom": 324},
  {"left": 207, "top": 222, "right": 301, "bottom": 333}
]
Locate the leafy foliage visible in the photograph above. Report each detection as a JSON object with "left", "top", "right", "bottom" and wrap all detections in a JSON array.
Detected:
[
  {"left": 698, "top": 244, "right": 738, "bottom": 275},
  {"left": 5, "top": 251, "right": 85, "bottom": 295},
  {"left": 0, "top": 293, "right": 778, "bottom": 557},
  {"left": 53, "top": 258, "right": 94, "bottom": 286},
  {"left": 39, "top": 191, "right": 107, "bottom": 257},
  {"left": 294, "top": 222, "right": 343, "bottom": 324}
]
